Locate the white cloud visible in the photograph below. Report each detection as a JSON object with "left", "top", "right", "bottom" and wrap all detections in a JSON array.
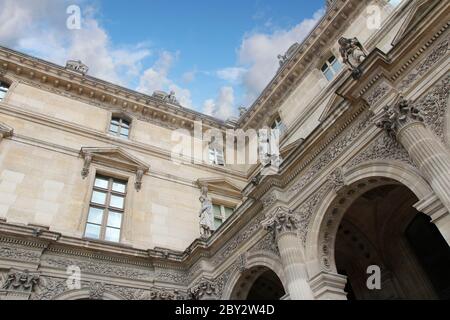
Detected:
[
  {"left": 137, "top": 51, "right": 193, "bottom": 108},
  {"left": 202, "top": 86, "right": 235, "bottom": 120},
  {"left": 216, "top": 67, "right": 247, "bottom": 83},
  {"left": 237, "top": 9, "right": 325, "bottom": 104}
]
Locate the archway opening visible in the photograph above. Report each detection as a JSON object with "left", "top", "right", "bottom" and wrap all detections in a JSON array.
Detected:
[
  {"left": 335, "top": 184, "right": 450, "bottom": 300},
  {"left": 230, "top": 266, "right": 286, "bottom": 300}
]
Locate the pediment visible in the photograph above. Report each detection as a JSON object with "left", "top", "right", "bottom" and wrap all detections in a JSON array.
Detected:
[
  {"left": 196, "top": 177, "right": 242, "bottom": 199},
  {"left": 80, "top": 147, "right": 150, "bottom": 172},
  {"left": 392, "top": 0, "right": 440, "bottom": 46}
]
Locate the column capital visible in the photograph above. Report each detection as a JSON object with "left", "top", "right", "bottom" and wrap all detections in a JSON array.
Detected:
[
  {"left": 261, "top": 206, "right": 299, "bottom": 237},
  {"left": 375, "top": 96, "right": 425, "bottom": 138},
  {"left": 188, "top": 279, "right": 218, "bottom": 300}
]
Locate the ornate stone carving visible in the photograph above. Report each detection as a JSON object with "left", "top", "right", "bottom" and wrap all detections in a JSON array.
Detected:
[
  {"left": 327, "top": 167, "right": 345, "bottom": 192},
  {"left": 261, "top": 206, "right": 300, "bottom": 237},
  {"left": 189, "top": 279, "right": 218, "bottom": 300},
  {"left": 149, "top": 288, "right": 183, "bottom": 300},
  {"left": 0, "top": 245, "right": 41, "bottom": 263},
  {"left": 0, "top": 67, "right": 6, "bottom": 76},
  {"left": 89, "top": 282, "right": 105, "bottom": 300},
  {"left": 399, "top": 36, "right": 449, "bottom": 91},
  {"left": 135, "top": 168, "right": 144, "bottom": 191},
  {"left": 278, "top": 43, "right": 300, "bottom": 67},
  {"left": 81, "top": 153, "right": 92, "bottom": 179},
  {"left": 365, "top": 82, "right": 390, "bottom": 106},
  {"left": 65, "top": 60, "right": 89, "bottom": 75},
  {"left": 152, "top": 90, "right": 179, "bottom": 105},
  {"left": 338, "top": 37, "right": 368, "bottom": 79},
  {"left": 251, "top": 233, "right": 279, "bottom": 256},
  {"left": 375, "top": 97, "right": 425, "bottom": 139},
  {"left": 261, "top": 191, "right": 277, "bottom": 208},
  {"left": 290, "top": 111, "right": 372, "bottom": 194},
  {"left": 31, "top": 277, "right": 67, "bottom": 300},
  {"left": 1, "top": 269, "right": 40, "bottom": 293},
  {"left": 156, "top": 271, "right": 189, "bottom": 285},
  {"left": 199, "top": 186, "right": 214, "bottom": 239},
  {"left": 43, "top": 257, "right": 151, "bottom": 280},
  {"left": 346, "top": 133, "right": 414, "bottom": 169},
  {"left": 415, "top": 74, "right": 450, "bottom": 140}
]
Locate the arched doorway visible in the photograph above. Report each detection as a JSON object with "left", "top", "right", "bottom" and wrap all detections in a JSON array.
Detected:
[
  {"left": 334, "top": 182, "right": 450, "bottom": 300},
  {"left": 230, "top": 266, "right": 286, "bottom": 300}
]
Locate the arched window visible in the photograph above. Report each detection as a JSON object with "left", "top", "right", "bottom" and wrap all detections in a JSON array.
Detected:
[
  {"left": 0, "top": 81, "right": 10, "bottom": 101},
  {"left": 109, "top": 117, "right": 130, "bottom": 139},
  {"left": 321, "top": 55, "right": 342, "bottom": 81}
]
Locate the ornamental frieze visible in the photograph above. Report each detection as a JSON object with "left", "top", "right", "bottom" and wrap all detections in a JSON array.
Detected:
[
  {"left": 42, "top": 256, "right": 152, "bottom": 281},
  {"left": 0, "top": 245, "right": 41, "bottom": 263}
]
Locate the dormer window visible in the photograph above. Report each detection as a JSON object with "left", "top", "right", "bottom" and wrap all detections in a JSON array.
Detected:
[
  {"left": 0, "top": 81, "right": 10, "bottom": 101},
  {"left": 209, "top": 147, "right": 225, "bottom": 166},
  {"left": 109, "top": 117, "right": 130, "bottom": 139},
  {"left": 321, "top": 55, "right": 342, "bottom": 81}
]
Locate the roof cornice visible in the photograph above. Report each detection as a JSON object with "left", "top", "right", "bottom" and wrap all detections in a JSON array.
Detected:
[{"left": 0, "top": 46, "right": 232, "bottom": 132}]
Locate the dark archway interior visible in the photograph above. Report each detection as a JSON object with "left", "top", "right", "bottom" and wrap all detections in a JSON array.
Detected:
[
  {"left": 335, "top": 184, "right": 450, "bottom": 300},
  {"left": 246, "top": 270, "right": 286, "bottom": 300}
]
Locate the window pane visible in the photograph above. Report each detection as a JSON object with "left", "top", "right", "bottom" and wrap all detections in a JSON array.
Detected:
[
  {"left": 109, "top": 124, "right": 119, "bottom": 133},
  {"left": 321, "top": 63, "right": 329, "bottom": 72},
  {"left": 107, "top": 211, "right": 122, "bottom": 228},
  {"left": 331, "top": 59, "right": 342, "bottom": 74},
  {"left": 121, "top": 121, "right": 130, "bottom": 128},
  {"left": 87, "top": 207, "right": 104, "bottom": 224},
  {"left": 85, "top": 224, "right": 101, "bottom": 239},
  {"left": 94, "top": 177, "right": 109, "bottom": 189},
  {"left": 112, "top": 182, "right": 126, "bottom": 193},
  {"left": 111, "top": 118, "right": 120, "bottom": 125},
  {"left": 224, "top": 207, "right": 234, "bottom": 218},
  {"left": 105, "top": 227, "right": 121, "bottom": 242},
  {"left": 0, "top": 90, "right": 6, "bottom": 101},
  {"left": 110, "top": 195, "right": 124, "bottom": 209},
  {"left": 213, "top": 204, "right": 222, "bottom": 218},
  {"left": 324, "top": 68, "right": 334, "bottom": 81},
  {"left": 214, "top": 218, "right": 223, "bottom": 230},
  {"left": 120, "top": 127, "right": 129, "bottom": 137},
  {"left": 91, "top": 191, "right": 107, "bottom": 205}
]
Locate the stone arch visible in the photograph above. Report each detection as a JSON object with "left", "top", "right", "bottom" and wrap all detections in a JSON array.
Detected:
[
  {"left": 222, "top": 250, "right": 287, "bottom": 300},
  {"left": 53, "top": 288, "right": 124, "bottom": 300},
  {"left": 305, "top": 160, "right": 433, "bottom": 277}
]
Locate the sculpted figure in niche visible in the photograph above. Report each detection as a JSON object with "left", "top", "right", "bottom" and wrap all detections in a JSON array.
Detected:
[{"left": 199, "top": 186, "right": 214, "bottom": 239}]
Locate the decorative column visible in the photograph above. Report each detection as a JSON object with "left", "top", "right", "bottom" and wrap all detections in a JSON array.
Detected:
[
  {"left": 189, "top": 279, "right": 219, "bottom": 300},
  {"left": 261, "top": 206, "right": 314, "bottom": 300},
  {"left": 376, "top": 97, "right": 450, "bottom": 243}
]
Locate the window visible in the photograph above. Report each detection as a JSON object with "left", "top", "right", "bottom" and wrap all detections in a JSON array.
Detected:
[
  {"left": 321, "top": 55, "right": 342, "bottom": 81},
  {"left": 85, "top": 175, "right": 127, "bottom": 243},
  {"left": 270, "top": 116, "right": 286, "bottom": 137},
  {"left": 109, "top": 117, "right": 130, "bottom": 139},
  {"left": 212, "top": 204, "right": 234, "bottom": 230},
  {"left": 209, "top": 146, "right": 225, "bottom": 166},
  {"left": 0, "top": 81, "right": 10, "bottom": 101}
]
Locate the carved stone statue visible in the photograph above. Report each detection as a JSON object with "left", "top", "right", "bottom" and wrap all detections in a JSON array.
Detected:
[
  {"left": 199, "top": 186, "right": 214, "bottom": 239},
  {"left": 1, "top": 269, "right": 40, "bottom": 293},
  {"left": 338, "top": 37, "right": 368, "bottom": 79},
  {"left": 65, "top": 60, "right": 89, "bottom": 75}
]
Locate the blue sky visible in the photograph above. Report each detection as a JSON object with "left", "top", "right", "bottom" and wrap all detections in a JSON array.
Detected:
[{"left": 0, "top": 0, "right": 326, "bottom": 119}]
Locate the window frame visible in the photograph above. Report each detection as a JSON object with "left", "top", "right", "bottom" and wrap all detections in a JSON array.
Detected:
[
  {"left": 208, "top": 146, "right": 225, "bottom": 166},
  {"left": 321, "top": 55, "right": 342, "bottom": 81},
  {"left": 0, "top": 81, "right": 10, "bottom": 102},
  {"left": 84, "top": 174, "right": 128, "bottom": 243},
  {"left": 109, "top": 116, "right": 131, "bottom": 139},
  {"left": 212, "top": 203, "right": 234, "bottom": 230}
]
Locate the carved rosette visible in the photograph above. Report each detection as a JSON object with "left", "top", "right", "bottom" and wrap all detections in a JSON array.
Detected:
[
  {"left": 189, "top": 279, "right": 218, "bottom": 300},
  {"left": 375, "top": 97, "right": 425, "bottom": 139},
  {"left": 261, "top": 206, "right": 299, "bottom": 237},
  {"left": 89, "top": 282, "right": 105, "bottom": 300}
]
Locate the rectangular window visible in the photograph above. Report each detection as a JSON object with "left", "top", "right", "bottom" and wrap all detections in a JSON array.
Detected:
[
  {"left": 209, "top": 147, "right": 225, "bottom": 166},
  {"left": 85, "top": 175, "right": 127, "bottom": 243},
  {"left": 212, "top": 203, "right": 235, "bottom": 230},
  {"left": 0, "top": 82, "right": 9, "bottom": 101}
]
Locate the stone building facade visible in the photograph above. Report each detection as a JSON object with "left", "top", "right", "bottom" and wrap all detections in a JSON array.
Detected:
[{"left": 0, "top": 0, "right": 449, "bottom": 300}]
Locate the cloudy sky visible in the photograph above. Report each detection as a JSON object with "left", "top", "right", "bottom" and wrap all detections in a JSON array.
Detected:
[{"left": 0, "top": 0, "right": 329, "bottom": 119}]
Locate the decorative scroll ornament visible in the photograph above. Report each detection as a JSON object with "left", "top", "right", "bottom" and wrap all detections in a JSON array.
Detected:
[
  {"left": 81, "top": 153, "right": 92, "bottom": 179},
  {"left": 65, "top": 60, "right": 89, "bottom": 75},
  {"left": 327, "top": 167, "right": 345, "bottom": 193},
  {"left": 135, "top": 168, "right": 145, "bottom": 191},
  {"left": 89, "top": 282, "right": 105, "bottom": 300},
  {"left": 261, "top": 206, "right": 300, "bottom": 237},
  {"left": 199, "top": 186, "right": 214, "bottom": 239},
  {"left": 338, "top": 37, "right": 368, "bottom": 79},
  {"left": 1, "top": 269, "right": 40, "bottom": 293},
  {"left": 375, "top": 97, "right": 426, "bottom": 139},
  {"left": 189, "top": 279, "right": 218, "bottom": 300}
]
